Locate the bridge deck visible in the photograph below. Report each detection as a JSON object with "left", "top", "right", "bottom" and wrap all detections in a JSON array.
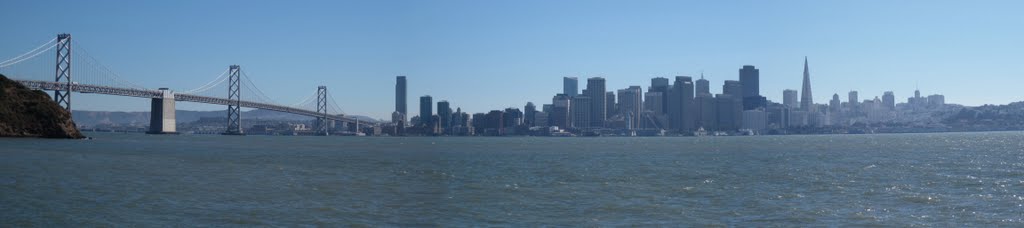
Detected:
[{"left": 15, "top": 80, "right": 359, "bottom": 123}]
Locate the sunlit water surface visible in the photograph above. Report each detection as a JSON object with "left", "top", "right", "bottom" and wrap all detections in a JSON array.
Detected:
[{"left": 2, "top": 132, "right": 1024, "bottom": 226}]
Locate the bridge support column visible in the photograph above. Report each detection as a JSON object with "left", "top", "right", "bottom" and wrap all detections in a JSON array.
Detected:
[{"left": 147, "top": 88, "right": 177, "bottom": 134}]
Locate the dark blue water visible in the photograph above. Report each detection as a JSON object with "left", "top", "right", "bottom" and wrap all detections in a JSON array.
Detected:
[{"left": 2, "top": 132, "right": 1023, "bottom": 226}]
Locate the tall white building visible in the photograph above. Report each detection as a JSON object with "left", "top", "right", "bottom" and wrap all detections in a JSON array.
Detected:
[
  {"left": 742, "top": 110, "right": 767, "bottom": 133},
  {"left": 783, "top": 89, "right": 798, "bottom": 108}
]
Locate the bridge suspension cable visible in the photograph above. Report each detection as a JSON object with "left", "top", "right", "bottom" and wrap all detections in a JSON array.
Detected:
[
  {"left": 291, "top": 90, "right": 319, "bottom": 107},
  {"left": 327, "top": 89, "right": 346, "bottom": 115},
  {"left": 71, "top": 41, "right": 149, "bottom": 90},
  {"left": 239, "top": 70, "right": 279, "bottom": 105},
  {"left": 0, "top": 38, "right": 56, "bottom": 68},
  {"left": 181, "top": 69, "right": 230, "bottom": 94}
]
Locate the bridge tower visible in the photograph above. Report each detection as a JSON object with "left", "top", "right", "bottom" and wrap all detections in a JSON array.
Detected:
[
  {"left": 53, "top": 33, "right": 73, "bottom": 113},
  {"left": 223, "top": 65, "right": 244, "bottom": 135},
  {"left": 316, "top": 86, "right": 329, "bottom": 136}
]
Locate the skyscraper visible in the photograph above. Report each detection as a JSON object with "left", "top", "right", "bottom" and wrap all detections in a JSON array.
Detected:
[
  {"left": 563, "top": 77, "right": 578, "bottom": 96},
  {"left": 586, "top": 77, "right": 607, "bottom": 127},
  {"left": 395, "top": 76, "right": 406, "bottom": 122},
  {"left": 551, "top": 94, "right": 572, "bottom": 130},
  {"left": 800, "top": 57, "right": 814, "bottom": 112},
  {"left": 695, "top": 75, "right": 710, "bottom": 96},
  {"left": 605, "top": 91, "right": 616, "bottom": 118},
  {"left": 668, "top": 76, "right": 695, "bottom": 132},
  {"left": 452, "top": 107, "right": 467, "bottom": 134},
  {"left": 847, "top": 90, "right": 856, "bottom": 106},
  {"left": 723, "top": 80, "right": 743, "bottom": 98},
  {"left": 533, "top": 112, "right": 548, "bottom": 128},
  {"left": 783, "top": 89, "right": 798, "bottom": 108},
  {"left": 649, "top": 77, "right": 670, "bottom": 114},
  {"left": 461, "top": 112, "right": 474, "bottom": 136},
  {"left": 644, "top": 91, "right": 663, "bottom": 114},
  {"left": 391, "top": 111, "right": 405, "bottom": 126},
  {"left": 740, "top": 65, "right": 767, "bottom": 110},
  {"left": 617, "top": 86, "right": 643, "bottom": 129},
  {"left": 482, "top": 110, "right": 505, "bottom": 136},
  {"left": 909, "top": 89, "right": 926, "bottom": 109},
  {"left": 681, "top": 77, "right": 695, "bottom": 132},
  {"left": 741, "top": 110, "right": 767, "bottom": 132},
  {"left": 391, "top": 110, "right": 407, "bottom": 136},
  {"left": 830, "top": 94, "right": 841, "bottom": 113},
  {"left": 739, "top": 65, "right": 760, "bottom": 98},
  {"left": 651, "top": 77, "right": 670, "bottom": 89},
  {"left": 503, "top": 108, "right": 523, "bottom": 129},
  {"left": 667, "top": 82, "right": 681, "bottom": 130},
  {"left": 571, "top": 95, "right": 591, "bottom": 129},
  {"left": 882, "top": 91, "right": 895, "bottom": 110},
  {"left": 767, "top": 103, "right": 791, "bottom": 129},
  {"left": 472, "top": 112, "right": 486, "bottom": 133},
  {"left": 695, "top": 91, "right": 716, "bottom": 131},
  {"left": 437, "top": 100, "right": 452, "bottom": 134},
  {"left": 524, "top": 102, "right": 537, "bottom": 127},
  {"left": 419, "top": 95, "right": 432, "bottom": 127},
  {"left": 715, "top": 94, "right": 742, "bottom": 132},
  {"left": 541, "top": 104, "right": 553, "bottom": 126}
]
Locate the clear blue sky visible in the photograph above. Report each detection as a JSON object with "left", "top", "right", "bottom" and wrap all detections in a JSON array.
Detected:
[{"left": 2, "top": 0, "right": 1022, "bottom": 119}]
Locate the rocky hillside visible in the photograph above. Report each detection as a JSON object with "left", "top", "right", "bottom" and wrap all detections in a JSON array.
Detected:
[{"left": 0, "top": 74, "right": 84, "bottom": 138}]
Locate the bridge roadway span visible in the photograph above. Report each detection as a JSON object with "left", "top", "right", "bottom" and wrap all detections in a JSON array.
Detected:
[{"left": 15, "top": 80, "right": 357, "bottom": 123}]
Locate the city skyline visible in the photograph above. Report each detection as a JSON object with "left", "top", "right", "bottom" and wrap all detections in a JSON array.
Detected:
[
  {"left": 404, "top": 57, "right": 951, "bottom": 123},
  {"left": 390, "top": 54, "right": 959, "bottom": 137},
  {"left": 1, "top": 0, "right": 1022, "bottom": 119}
]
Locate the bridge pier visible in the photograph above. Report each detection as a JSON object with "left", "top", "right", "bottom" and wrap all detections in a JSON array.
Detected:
[{"left": 147, "top": 88, "right": 177, "bottom": 134}]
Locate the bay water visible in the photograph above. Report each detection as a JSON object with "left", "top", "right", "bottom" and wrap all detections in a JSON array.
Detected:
[{"left": 2, "top": 132, "right": 1023, "bottom": 226}]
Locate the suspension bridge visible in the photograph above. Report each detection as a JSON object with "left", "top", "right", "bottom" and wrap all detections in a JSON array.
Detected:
[{"left": 0, "top": 34, "right": 364, "bottom": 136}]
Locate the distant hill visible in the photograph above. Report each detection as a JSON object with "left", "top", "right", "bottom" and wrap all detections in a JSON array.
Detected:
[
  {"left": 72, "top": 109, "right": 377, "bottom": 127},
  {"left": 943, "top": 101, "right": 1024, "bottom": 131}
]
